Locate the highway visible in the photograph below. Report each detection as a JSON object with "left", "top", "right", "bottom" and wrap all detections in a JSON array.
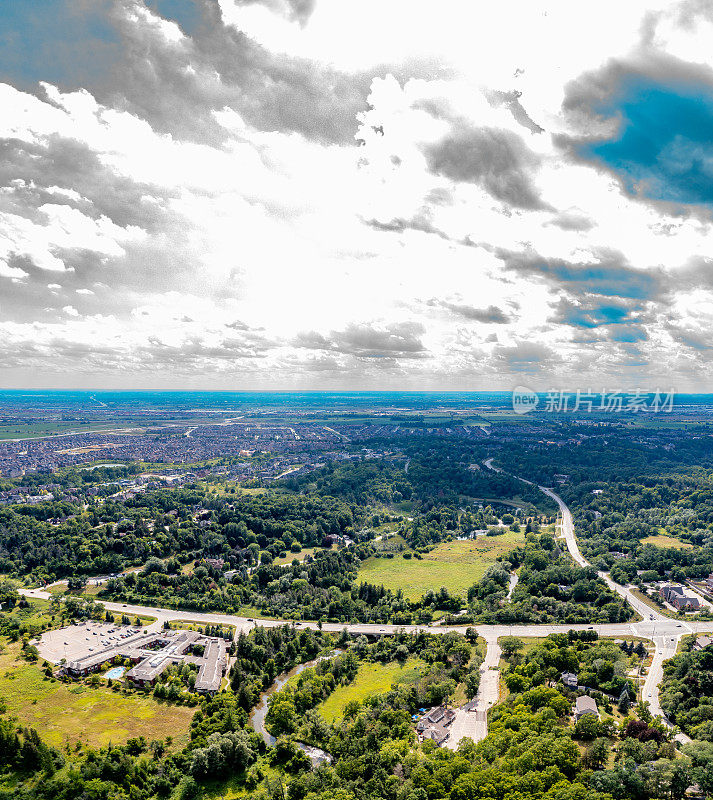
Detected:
[{"left": 21, "top": 462, "right": 708, "bottom": 745}]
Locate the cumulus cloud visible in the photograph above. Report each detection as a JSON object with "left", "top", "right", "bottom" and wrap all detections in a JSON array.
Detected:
[
  {"left": 2, "top": 0, "right": 713, "bottom": 389},
  {"left": 424, "top": 118, "right": 550, "bottom": 210},
  {"left": 491, "top": 246, "right": 665, "bottom": 301}
]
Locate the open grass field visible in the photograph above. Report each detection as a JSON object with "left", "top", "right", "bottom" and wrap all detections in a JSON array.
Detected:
[
  {"left": 372, "top": 533, "right": 408, "bottom": 553},
  {"left": 0, "top": 640, "right": 194, "bottom": 749},
  {"left": 273, "top": 545, "right": 333, "bottom": 566},
  {"left": 318, "top": 658, "right": 425, "bottom": 724},
  {"left": 2, "top": 599, "right": 55, "bottom": 636},
  {"left": 641, "top": 532, "right": 692, "bottom": 549},
  {"left": 357, "top": 530, "right": 525, "bottom": 600},
  {"left": 0, "top": 422, "right": 144, "bottom": 440}
]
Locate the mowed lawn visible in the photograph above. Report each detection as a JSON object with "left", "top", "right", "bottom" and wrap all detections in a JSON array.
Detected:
[
  {"left": 0, "top": 642, "right": 195, "bottom": 749},
  {"left": 357, "top": 531, "right": 524, "bottom": 600},
  {"left": 318, "top": 659, "right": 424, "bottom": 724}
]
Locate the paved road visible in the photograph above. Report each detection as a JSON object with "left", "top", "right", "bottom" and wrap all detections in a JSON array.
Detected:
[
  {"left": 483, "top": 458, "right": 697, "bottom": 741},
  {"left": 643, "top": 634, "right": 691, "bottom": 744},
  {"left": 539, "top": 482, "right": 680, "bottom": 627},
  {"left": 25, "top": 587, "right": 684, "bottom": 643},
  {"left": 22, "top": 463, "right": 706, "bottom": 744},
  {"left": 446, "top": 638, "right": 501, "bottom": 748}
]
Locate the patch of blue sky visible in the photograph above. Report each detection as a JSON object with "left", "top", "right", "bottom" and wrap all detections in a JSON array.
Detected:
[
  {"left": 145, "top": 0, "right": 202, "bottom": 35},
  {"left": 562, "top": 304, "right": 632, "bottom": 328},
  {"left": 584, "top": 77, "right": 713, "bottom": 206},
  {"left": 541, "top": 262, "right": 658, "bottom": 300},
  {"left": 0, "top": 1, "right": 201, "bottom": 91},
  {"left": 0, "top": 0, "right": 120, "bottom": 90}
]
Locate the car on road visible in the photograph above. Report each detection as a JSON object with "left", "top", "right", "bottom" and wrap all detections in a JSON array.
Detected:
[{"left": 650, "top": 615, "right": 655, "bottom": 620}]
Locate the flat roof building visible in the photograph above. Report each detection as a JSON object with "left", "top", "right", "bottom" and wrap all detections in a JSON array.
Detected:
[{"left": 65, "top": 627, "right": 229, "bottom": 695}]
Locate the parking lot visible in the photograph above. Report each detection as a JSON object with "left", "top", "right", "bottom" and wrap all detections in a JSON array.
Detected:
[{"left": 37, "top": 621, "right": 151, "bottom": 664}]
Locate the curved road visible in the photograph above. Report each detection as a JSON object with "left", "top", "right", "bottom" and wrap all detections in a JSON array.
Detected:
[
  {"left": 484, "top": 458, "right": 694, "bottom": 742},
  {"left": 21, "top": 462, "right": 707, "bottom": 745}
]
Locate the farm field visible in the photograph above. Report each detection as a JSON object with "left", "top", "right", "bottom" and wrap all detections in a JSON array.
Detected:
[
  {"left": 318, "top": 659, "right": 424, "bottom": 724},
  {"left": 357, "top": 530, "right": 525, "bottom": 600},
  {"left": 0, "top": 640, "right": 195, "bottom": 749}
]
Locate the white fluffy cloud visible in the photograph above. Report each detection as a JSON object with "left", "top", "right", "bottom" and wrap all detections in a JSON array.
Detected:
[{"left": 2, "top": 0, "right": 713, "bottom": 389}]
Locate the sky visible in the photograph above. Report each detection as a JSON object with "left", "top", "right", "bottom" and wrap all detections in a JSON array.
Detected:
[{"left": 2, "top": 1, "right": 713, "bottom": 390}]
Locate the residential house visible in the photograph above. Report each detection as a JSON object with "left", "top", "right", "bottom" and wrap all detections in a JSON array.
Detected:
[
  {"left": 561, "top": 672, "right": 578, "bottom": 689},
  {"left": 574, "top": 695, "right": 599, "bottom": 720}
]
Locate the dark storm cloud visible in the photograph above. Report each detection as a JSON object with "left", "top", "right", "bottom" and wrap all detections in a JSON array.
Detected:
[
  {"left": 424, "top": 117, "right": 550, "bottom": 210},
  {"left": 294, "top": 322, "right": 427, "bottom": 359}
]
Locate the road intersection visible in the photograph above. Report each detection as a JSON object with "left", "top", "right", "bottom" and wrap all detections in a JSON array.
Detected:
[{"left": 21, "top": 461, "right": 709, "bottom": 746}]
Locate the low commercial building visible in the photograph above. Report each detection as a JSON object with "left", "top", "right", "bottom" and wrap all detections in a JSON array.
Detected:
[
  {"left": 659, "top": 584, "right": 701, "bottom": 611},
  {"left": 66, "top": 628, "right": 229, "bottom": 695},
  {"left": 193, "top": 637, "right": 228, "bottom": 694}
]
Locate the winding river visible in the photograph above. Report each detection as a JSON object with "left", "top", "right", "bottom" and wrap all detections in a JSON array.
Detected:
[{"left": 249, "top": 651, "right": 341, "bottom": 765}]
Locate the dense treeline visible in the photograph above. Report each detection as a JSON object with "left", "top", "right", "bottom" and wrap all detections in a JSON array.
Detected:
[
  {"left": 282, "top": 445, "right": 554, "bottom": 513},
  {"left": 502, "top": 631, "right": 637, "bottom": 706},
  {"left": 0, "top": 489, "right": 358, "bottom": 583},
  {"left": 467, "top": 533, "right": 634, "bottom": 624},
  {"left": 660, "top": 639, "right": 713, "bottom": 740}
]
